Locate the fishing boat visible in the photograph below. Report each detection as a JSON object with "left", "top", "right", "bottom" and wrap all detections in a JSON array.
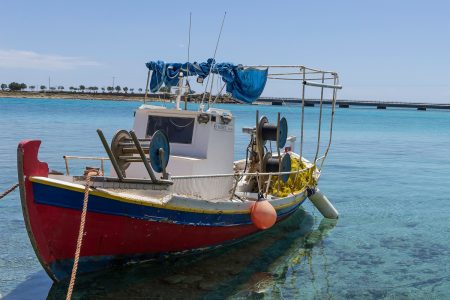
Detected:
[{"left": 17, "top": 60, "right": 342, "bottom": 281}]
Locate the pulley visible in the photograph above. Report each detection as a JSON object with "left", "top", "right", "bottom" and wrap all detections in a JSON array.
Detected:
[
  {"left": 262, "top": 152, "right": 292, "bottom": 183},
  {"left": 111, "top": 130, "right": 134, "bottom": 174},
  {"left": 149, "top": 130, "right": 170, "bottom": 173},
  {"left": 257, "top": 116, "right": 288, "bottom": 148},
  {"left": 111, "top": 129, "right": 170, "bottom": 175}
]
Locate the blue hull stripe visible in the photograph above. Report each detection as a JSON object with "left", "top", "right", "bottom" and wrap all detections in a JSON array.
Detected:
[{"left": 32, "top": 182, "right": 304, "bottom": 226}]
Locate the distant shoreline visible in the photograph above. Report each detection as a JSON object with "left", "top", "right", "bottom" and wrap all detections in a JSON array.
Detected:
[
  {"left": 0, "top": 91, "right": 237, "bottom": 103},
  {"left": 3, "top": 91, "right": 449, "bottom": 110}
]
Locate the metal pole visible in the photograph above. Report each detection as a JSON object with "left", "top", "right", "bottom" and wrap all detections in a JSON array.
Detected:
[
  {"left": 256, "top": 110, "right": 263, "bottom": 167},
  {"left": 96, "top": 129, "right": 124, "bottom": 180},
  {"left": 320, "top": 75, "right": 338, "bottom": 170},
  {"left": 129, "top": 130, "right": 157, "bottom": 183},
  {"left": 300, "top": 67, "right": 306, "bottom": 160},
  {"left": 186, "top": 12, "right": 192, "bottom": 111},
  {"left": 303, "top": 81, "right": 342, "bottom": 89},
  {"left": 201, "top": 11, "right": 227, "bottom": 108},
  {"left": 144, "top": 70, "right": 151, "bottom": 103},
  {"left": 207, "top": 73, "right": 215, "bottom": 109},
  {"left": 175, "top": 72, "right": 184, "bottom": 110},
  {"left": 314, "top": 73, "right": 325, "bottom": 163}
]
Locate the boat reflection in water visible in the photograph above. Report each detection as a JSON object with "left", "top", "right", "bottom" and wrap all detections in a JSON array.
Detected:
[{"left": 47, "top": 209, "right": 337, "bottom": 299}]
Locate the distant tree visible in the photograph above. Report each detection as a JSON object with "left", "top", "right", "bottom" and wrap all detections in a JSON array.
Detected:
[
  {"left": 92, "top": 86, "right": 98, "bottom": 93},
  {"left": 29, "top": 85, "right": 36, "bottom": 91},
  {"left": 50, "top": 87, "right": 56, "bottom": 91},
  {"left": 138, "top": 88, "right": 143, "bottom": 93},
  {"left": 101, "top": 87, "right": 105, "bottom": 93},
  {"left": 9, "top": 82, "right": 22, "bottom": 91},
  {"left": 115, "top": 85, "right": 121, "bottom": 93},
  {"left": 58, "top": 86, "right": 64, "bottom": 91},
  {"left": 20, "top": 83, "right": 27, "bottom": 90},
  {"left": 130, "top": 88, "right": 134, "bottom": 94},
  {"left": 123, "top": 87, "right": 128, "bottom": 93},
  {"left": 1, "top": 83, "right": 7, "bottom": 91},
  {"left": 79, "top": 85, "right": 86, "bottom": 92},
  {"left": 40, "top": 85, "right": 46, "bottom": 91},
  {"left": 69, "top": 86, "right": 75, "bottom": 92},
  {"left": 107, "top": 86, "right": 113, "bottom": 93}
]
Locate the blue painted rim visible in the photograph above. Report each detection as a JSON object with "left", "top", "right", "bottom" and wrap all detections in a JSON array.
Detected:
[
  {"left": 149, "top": 130, "right": 170, "bottom": 173},
  {"left": 280, "top": 153, "right": 291, "bottom": 183},
  {"left": 278, "top": 117, "right": 288, "bottom": 148}
]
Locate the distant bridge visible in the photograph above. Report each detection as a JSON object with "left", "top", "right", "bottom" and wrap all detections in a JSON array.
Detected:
[{"left": 256, "top": 97, "right": 450, "bottom": 110}]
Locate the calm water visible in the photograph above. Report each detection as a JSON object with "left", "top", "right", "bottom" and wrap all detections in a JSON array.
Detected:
[{"left": 0, "top": 98, "right": 449, "bottom": 299}]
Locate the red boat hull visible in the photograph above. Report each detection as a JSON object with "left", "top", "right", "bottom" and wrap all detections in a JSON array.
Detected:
[{"left": 17, "top": 140, "right": 304, "bottom": 281}]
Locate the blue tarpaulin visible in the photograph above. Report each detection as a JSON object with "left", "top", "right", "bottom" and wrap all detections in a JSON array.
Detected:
[
  {"left": 145, "top": 59, "right": 214, "bottom": 93},
  {"left": 145, "top": 59, "right": 267, "bottom": 104}
]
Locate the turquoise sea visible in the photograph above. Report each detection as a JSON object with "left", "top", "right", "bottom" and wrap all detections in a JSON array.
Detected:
[{"left": 0, "top": 97, "right": 449, "bottom": 299}]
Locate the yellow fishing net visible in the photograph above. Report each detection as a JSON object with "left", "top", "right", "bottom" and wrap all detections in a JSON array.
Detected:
[{"left": 268, "top": 157, "right": 317, "bottom": 197}]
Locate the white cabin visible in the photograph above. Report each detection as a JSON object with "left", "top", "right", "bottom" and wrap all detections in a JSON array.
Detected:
[{"left": 120, "top": 104, "right": 235, "bottom": 179}]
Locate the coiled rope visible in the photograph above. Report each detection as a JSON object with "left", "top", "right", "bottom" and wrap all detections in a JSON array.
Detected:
[
  {"left": 0, "top": 183, "right": 19, "bottom": 200},
  {"left": 66, "top": 170, "right": 98, "bottom": 300}
]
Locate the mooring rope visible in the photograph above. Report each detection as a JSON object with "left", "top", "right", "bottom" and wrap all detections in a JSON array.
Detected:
[
  {"left": 0, "top": 183, "right": 19, "bottom": 200},
  {"left": 66, "top": 170, "right": 98, "bottom": 300}
]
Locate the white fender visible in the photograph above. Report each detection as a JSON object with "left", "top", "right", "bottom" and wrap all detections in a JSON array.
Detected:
[{"left": 308, "top": 188, "right": 339, "bottom": 219}]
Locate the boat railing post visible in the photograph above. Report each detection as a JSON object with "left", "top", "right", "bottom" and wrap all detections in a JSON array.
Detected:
[
  {"left": 100, "top": 159, "right": 105, "bottom": 175},
  {"left": 255, "top": 110, "right": 265, "bottom": 174},
  {"left": 63, "top": 155, "right": 70, "bottom": 176},
  {"left": 264, "top": 174, "right": 272, "bottom": 197}
]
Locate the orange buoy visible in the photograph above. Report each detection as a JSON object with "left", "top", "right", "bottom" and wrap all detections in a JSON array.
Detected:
[{"left": 250, "top": 200, "right": 277, "bottom": 230}]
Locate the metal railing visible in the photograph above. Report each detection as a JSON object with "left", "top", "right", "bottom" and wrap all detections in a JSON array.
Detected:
[
  {"left": 248, "top": 65, "right": 340, "bottom": 172},
  {"left": 61, "top": 155, "right": 314, "bottom": 179},
  {"left": 63, "top": 155, "right": 109, "bottom": 176}
]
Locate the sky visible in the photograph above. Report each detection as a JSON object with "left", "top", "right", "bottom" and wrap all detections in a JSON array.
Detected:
[{"left": 1, "top": 0, "right": 450, "bottom": 102}]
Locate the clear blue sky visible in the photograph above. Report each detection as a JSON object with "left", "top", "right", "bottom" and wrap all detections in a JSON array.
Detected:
[{"left": 1, "top": 0, "right": 449, "bottom": 102}]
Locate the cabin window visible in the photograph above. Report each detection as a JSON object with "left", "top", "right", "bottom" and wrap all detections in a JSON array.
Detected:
[{"left": 146, "top": 116, "right": 195, "bottom": 144}]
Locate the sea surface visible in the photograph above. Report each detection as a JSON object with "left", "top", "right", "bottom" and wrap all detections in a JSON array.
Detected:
[{"left": 0, "top": 97, "right": 449, "bottom": 299}]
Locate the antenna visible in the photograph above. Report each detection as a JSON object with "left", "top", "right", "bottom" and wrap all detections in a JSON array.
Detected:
[
  {"left": 185, "top": 12, "right": 192, "bottom": 110},
  {"left": 201, "top": 11, "right": 227, "bottom": 111}
]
